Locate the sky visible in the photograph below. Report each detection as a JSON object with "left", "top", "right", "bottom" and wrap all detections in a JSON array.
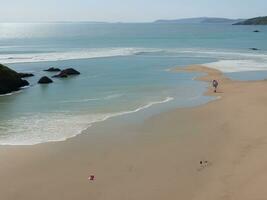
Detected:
[{"left": 1, "top": 0, "right": 266, "bottom": 22}]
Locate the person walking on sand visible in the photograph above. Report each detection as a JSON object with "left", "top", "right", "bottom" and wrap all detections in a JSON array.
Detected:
[{"left": 212, "top": 80, "right": 219, "bottom": 93}]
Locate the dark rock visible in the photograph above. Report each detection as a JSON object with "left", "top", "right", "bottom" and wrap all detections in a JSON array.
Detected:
[
  {"left": 38, "top": 76, "right": 53, "bottom": 84},
  {"left": 0, "top": 64, "right": 29, "bottom": 95},
  {"left": 44, "top": 67, "right": 61, "bottom": 72},
  {"left": 62, "top": 68, "right": 80, "bottom": 75},
  {"left": 253, "top": 30, "right": 260, "bottom": 32},
  {"left": 52, "top": 68, "right": 80, "bottom": 78},
  {"left": 52, "top": 71, "right": 68, "bottom": 78},
  {"left": 249, "top": 48, "right": 260, "bottom": 51},
  {"left": 19, "top": 73, "right": 34, "bottom": 78}
]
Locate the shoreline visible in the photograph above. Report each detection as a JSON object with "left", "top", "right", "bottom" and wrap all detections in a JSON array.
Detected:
[
  {"left": 1, "top": 65, "right": 267, "bottom": 199},
  {"left": 0, "top": 96, "right": 174, "bottom": 146}
]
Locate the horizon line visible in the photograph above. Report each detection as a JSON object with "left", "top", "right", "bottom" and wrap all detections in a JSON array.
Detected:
[{"left": 0, "top": 16, "right": 258, "bottom": 24}]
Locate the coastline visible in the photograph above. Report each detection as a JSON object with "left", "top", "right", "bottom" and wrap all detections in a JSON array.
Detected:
[
  {"left": 1, "top": 65, "right": 267, "bottom": 199},
  {"left": 0, "top": 96, "right": 174, "bottom": 146}
]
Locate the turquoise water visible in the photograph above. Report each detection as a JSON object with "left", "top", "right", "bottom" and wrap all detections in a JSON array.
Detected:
[{"left": 0, "top": 23, "right": 267, "bottom": 145}]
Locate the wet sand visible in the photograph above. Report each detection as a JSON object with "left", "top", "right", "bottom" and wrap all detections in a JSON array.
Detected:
[{"left": 1, "top": 65, "right": 267, "bottom": 200}]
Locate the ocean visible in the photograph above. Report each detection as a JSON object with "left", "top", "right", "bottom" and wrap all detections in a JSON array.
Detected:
[{"left": 0, "top": 22, "right": 267, "bottom": 145}]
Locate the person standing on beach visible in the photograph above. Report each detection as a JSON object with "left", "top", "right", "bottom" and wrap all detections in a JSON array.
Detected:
[{"left": 212, "top": 80, "right": 219, "bottom": 93}]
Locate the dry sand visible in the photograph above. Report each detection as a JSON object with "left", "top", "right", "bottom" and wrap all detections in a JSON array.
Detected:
[{"left": 1, "top": 65, "right": 267, "bottom": 200}]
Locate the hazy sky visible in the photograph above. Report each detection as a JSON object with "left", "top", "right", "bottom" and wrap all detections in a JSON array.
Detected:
[{"left": 1, "top": 0, "right": 266, "bottom": 22}]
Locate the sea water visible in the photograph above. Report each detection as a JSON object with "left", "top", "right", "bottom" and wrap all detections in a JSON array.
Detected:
[{"left": 0, "top": 23, "right": 267, "bottom": 145}]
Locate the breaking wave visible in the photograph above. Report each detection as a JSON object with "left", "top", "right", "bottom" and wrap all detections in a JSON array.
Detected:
[
  {"left": 2, "top": 47, "right": 267, "bottom": 73},
  {"left": 0, "top": 97, "right": 174, "bottom": 145}
]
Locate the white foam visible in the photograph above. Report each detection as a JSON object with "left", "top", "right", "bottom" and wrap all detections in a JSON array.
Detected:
[
  {"left": 0, "top": 90, "right": 22, "bottom": 97},
  {"left": 179, "top": 48, "right": 267, "bottom": 73},
  {"left": 157, "top": 48, "right": 267, "bottom": 73},
  {"left": 0, "top": 97, "right": 174, "bottom": 145},
  {"left": 0, "top": 85, "right": 30, "bottom": 97},
  {"left": 179, "top": 49, "right": 267, "bottom": 58},
  {"left": 59, "top": 94, "right": 123, "bottom": 103},
  {"left": 2, "top": 47, "right": 267, "bottom": 73},
  {"left": 0, "top": 48, "right": 160, "bottom": 64},
  {"left": 205, "top": 59, "right": 267, "bottom": 73}
]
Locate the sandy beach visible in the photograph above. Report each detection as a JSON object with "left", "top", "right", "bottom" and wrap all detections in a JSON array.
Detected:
[{"left": 1, "top": 65, "right": 267, "bottom": 200}]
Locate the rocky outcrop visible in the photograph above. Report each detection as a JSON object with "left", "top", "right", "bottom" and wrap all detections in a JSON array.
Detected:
[
  {"left": 52, "top": 68, "right": 80, "bottom": 78},
  {"left": 38, "top": 76, "right": 53, "bottom": 84},
  {"left": 19, "top": 73, "right": 34, "bottom": 78},
  {"left": 155, "top": 17, "right": 244, "bottom": 24},
  {"left": 253, "top": 30, "right": 260, "bottom": 32},
  {"left": 0, "top": 64, "right": 29, "bottom": 95},
  {"left": 234, "top": 16, "right": 267, "bottom": 25},
  {"left": 44, "top": 67, "right": 61, "bottom": 72}
]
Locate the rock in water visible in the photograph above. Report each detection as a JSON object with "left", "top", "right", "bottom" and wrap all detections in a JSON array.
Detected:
[
  {"left": 0, "top": 64, "right": 29, "bottom": 95},
  {"left": 19, "top": 73, "right": 34, "bottom": 78},
  {"left": 52, "top": 71, "right": 68, "bottom": 78},
  {"left": 52, "top": 68, "right": 80, "bottom": 78},
  {"left": 254, "top": 30, "right": 260, "bottom": 32},
  {"left": 62, "top": 68, "right": 80, "bottom": 75},
  {"left": 44, "top": 67, "right": 61, "bottom": 72},
  {"left": 249, "top": 48, "right": 260, "bottom": 51},
  {"left": 38, "top": 76, "right": 53, "bottom": 84}
]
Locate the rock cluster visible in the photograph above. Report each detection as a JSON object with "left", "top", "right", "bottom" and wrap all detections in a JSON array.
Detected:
[
  {"left": 52, "top": 68, "right": 80, "bottom": 78},
  {"left": 0, "top": 64, "right": 81, "bottom": 94}
]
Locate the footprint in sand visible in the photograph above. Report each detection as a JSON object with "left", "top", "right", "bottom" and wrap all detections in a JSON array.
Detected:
[{"left": 197, "top": 160, "right": 212, "bottom": 171}]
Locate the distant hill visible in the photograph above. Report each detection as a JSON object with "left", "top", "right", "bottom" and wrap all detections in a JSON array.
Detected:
[
  {"left": 154, "top": 17, "right": 244, "bottom": 24},
  {"left": 234, "top": 16, "right": 267, "bottom": 25}
]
